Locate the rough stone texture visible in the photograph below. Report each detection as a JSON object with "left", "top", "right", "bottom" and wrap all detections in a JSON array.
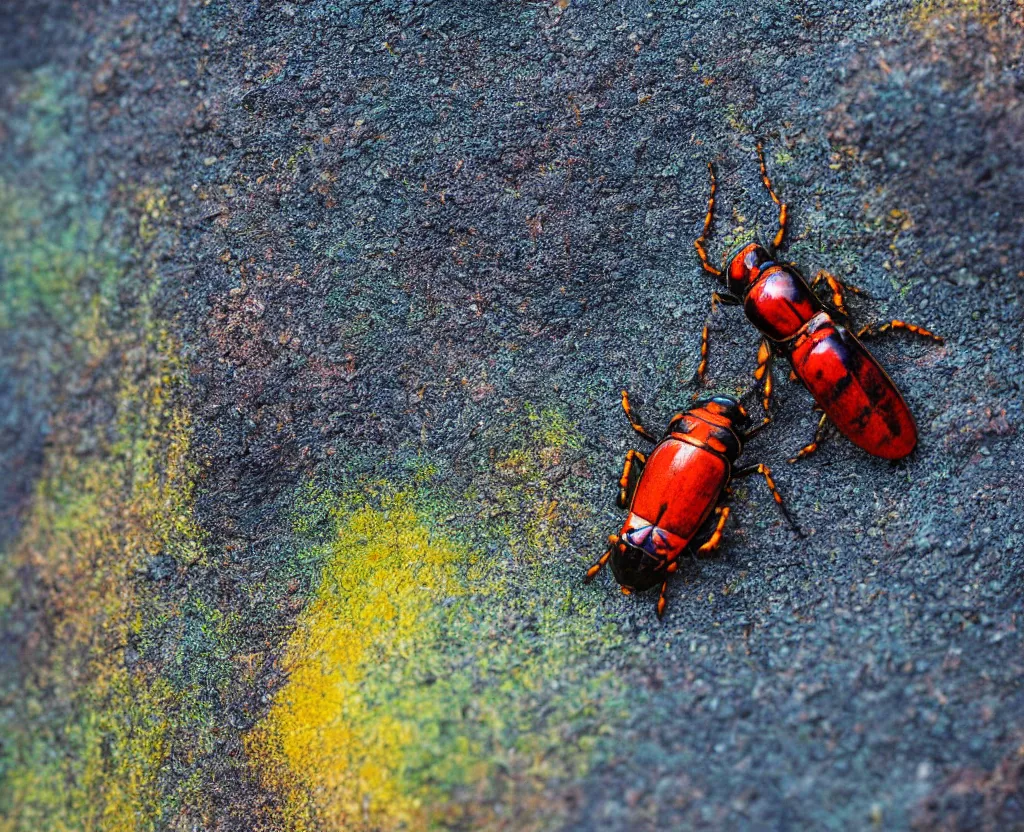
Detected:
[{"left": 2, "top": 1, "right": 1023, "bottom": 830}]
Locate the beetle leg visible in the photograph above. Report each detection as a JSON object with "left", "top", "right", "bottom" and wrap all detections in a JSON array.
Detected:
[
  {"left": 752, "top": 339, "right": 774, "bottom": 413},
  {"left": 788, "top": 412, "right": 829, "bottom": 463},
  {"left": 757, "top": 142, "right": 788, "bottom": 251},
  {"left": 732, "top": 463, "right": 803, "bottom": 536},
  {"left": 617, "top": 449, "right": 647, "bottom": 509},
  {"left": 857, "top": 319, "right": 944, "bottom": 344},
  {"left": 696, "top": 506, "right": 731, "bottom": 557},
  {"left": 693, "top": 291, "right": 741, "bottom": 389},
  {"left": 694, "top": 161, "right": 722, "bottom": 277},
  {"left": 741, "top": 416, "right": 772, "bottom": 443},
  {"left": 810, "top": 269, "right": 864, "bottom": 317},
  {"left": 657, "top": 580, "right": 669, "bottom": 618},
  {"left": 620, "top": 389, "right": 658, "bottom": 443},
  {"left": 696, "top": 303, "right": 714, "bottom": 384},
  {"left": 584, "top": 542, "right": 614, "bottom": 584},
  {"left": 696, "top": 292, "right": 721, "bottom": 384}
]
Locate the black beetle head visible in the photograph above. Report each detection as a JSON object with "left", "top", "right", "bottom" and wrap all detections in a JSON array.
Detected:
[
  {"left": 722, "top": 241, "right": 773, "bottom": 295},
  {"left": 610, "top": 541, "right": 666, "bottom": 592}
]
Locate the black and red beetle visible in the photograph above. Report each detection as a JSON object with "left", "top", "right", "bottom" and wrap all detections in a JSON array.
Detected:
[
  {"left": 693, "top": 145, "right": 943, "bottom": 461},
  {"left": 584, "top": 390, "right": 800, "bottom": 617}
]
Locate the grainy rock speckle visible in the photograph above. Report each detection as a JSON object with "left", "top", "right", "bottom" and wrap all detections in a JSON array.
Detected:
[{"left": 2, "top": 1, "right": 1023, "bottom": 829}]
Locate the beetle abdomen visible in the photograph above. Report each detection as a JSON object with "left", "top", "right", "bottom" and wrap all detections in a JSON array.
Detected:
[{"left": 790, "top": 314, "right": 918, "bottom": 459}]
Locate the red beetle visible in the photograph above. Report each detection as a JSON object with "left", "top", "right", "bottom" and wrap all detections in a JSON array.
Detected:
[
  {"left": 584, "top": 390, "right": 799, "bottom": 617},
  {"left": 693, "top": 144, "right": 943, "bottom": 461}
]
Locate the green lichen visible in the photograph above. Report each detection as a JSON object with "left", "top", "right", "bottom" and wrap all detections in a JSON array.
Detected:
[
  {"left": 0, "top": 69, "right": 114, "bottom": 333},
  {"left": 720, "top": 225, "right": 758, "bottom": 256},
  {"left": 0, "top": 323, "right": 203, "bottom": 831},
  {"left": 0, "top": 178, "right": 121, "bottom": 332},
  {"left": 247, "top": 406, "right": 627, "bottom": 831},
  {"left": 0, "top": 69, "right": 207, "bottom": 829}
]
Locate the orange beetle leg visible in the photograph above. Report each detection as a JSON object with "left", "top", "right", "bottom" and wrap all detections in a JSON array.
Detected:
[
  {"left": 857, "top": 319, "right": 943, "bottom": 344},
  {"left": 757, "top": 142, "right": 788, "bottom": 251},
  {"left": 584, "top": 543, "right": 613, "bottom": 584},
  {"left": 789, "top": 412, "right": 829, "bottom": 464},
  {"left": 617, "top": 449, "right": 647, "bottom": 509},
  {"left": 620, "top": 389, "right": 658, "bottom": 443},
  {"left": 694, "top": 161, "right": 721, "bottom": 277},
  {"left": 696, "top": 323, "right": 710, "bottom": 384},
  {"left": 657, "top": 580, "right": 669, "bottom": 618},
  {"left": 693, "top": 291, "right": 737, "bottom": 390},
  {"left": 696, "top": 506, "right": 730, "bottom": 557},
  {"left": 753, "top": 339, "right": 773, "bottom": 414},
  {"left": 810, "top": 269, "right": 866, "bottom": 318},
  {"left": 732, "top": 463, "right": 802, "bottom": 536}
]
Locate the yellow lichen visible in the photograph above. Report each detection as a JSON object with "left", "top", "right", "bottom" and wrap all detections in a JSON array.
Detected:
[
  {"left": 136, "top": 188, "right": 169, "bottom": 243},
  {"left": 249, "top": 493, "right": 467, "bottom": 830},
  {"left": 248, "top": 410, "right": 625, "bottom": 831},
  {"left": 908, "top": 0, "right": 1001, "bottom": 29},
  {"left": 0, "top": 103, "right": 202, "bottom": 825},
  {"left": 0, "top": 322, "right": 199, "bottom": 831}
]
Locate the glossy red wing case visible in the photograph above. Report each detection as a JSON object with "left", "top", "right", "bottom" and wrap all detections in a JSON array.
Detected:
[
  {"left": 623, "top": 437, "right": 729, "bottom": 556},
  {"left": 790, "top": 314, "right": 918, "bottom": 460}
]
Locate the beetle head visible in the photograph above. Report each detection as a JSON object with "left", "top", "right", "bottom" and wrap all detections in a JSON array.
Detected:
[
  {"left": 722, "top": 241, "right": 773, "bottom": 295},
  {"left": 610, "top": 540, "right": 666, "bottom": 592}
]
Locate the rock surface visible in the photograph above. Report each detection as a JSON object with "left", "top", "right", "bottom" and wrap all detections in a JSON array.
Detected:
[{"left": 1, "top": 1, "right": 1023, "bottom": 830}]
